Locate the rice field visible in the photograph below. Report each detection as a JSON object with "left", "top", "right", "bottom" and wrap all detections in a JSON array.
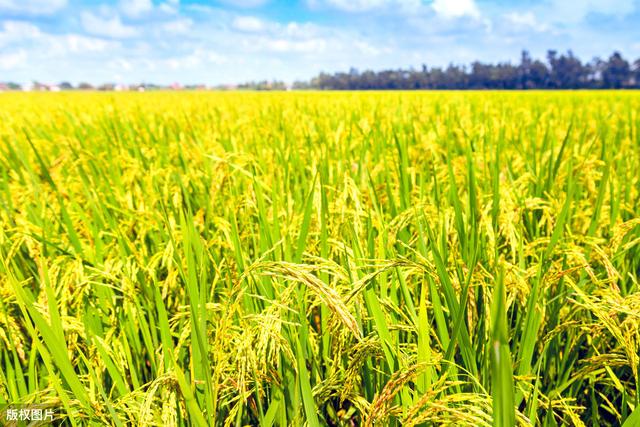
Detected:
[{"left": 0, "top": 91, "right": 639, "bottom": 426}]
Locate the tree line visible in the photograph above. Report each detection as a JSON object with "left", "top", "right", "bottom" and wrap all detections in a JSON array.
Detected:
[
  {"left": 3, "top": 49, "right": 639, "bottom": 91},
  {"left": 293, "top": 50, "right": 640, "bottom": 90}
]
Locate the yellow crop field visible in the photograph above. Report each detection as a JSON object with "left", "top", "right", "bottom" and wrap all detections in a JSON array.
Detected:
[{"left": 1, "top": 91, "right": 639, "bottom": 426}]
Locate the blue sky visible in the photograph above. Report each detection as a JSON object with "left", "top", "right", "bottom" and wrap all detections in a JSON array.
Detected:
[{"left": 1, "top": 0, "right": 639, "bottom": 85}]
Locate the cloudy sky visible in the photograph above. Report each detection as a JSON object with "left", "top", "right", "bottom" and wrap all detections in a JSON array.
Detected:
[{"left": 1, "top": 0, "right": 639, "bottom": 85}]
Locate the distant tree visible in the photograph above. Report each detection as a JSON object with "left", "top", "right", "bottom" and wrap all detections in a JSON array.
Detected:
[
  {"left": 469, "top": 62, "right": 491, "bottom": 88},
  {"left": 497, "top": 63, "right": 520, "bottom": 89},
  {"left": 547, "top": 50, "right": 586, "bottom": 88},
  {"left": 529, "top": 60, "right": 550, "bottom": 88},
  {"left": 78, "top": 82, "right": 94, "bottom": 90},
  {"left": 582, "top": 58, "right": 601, "bottom": 88},
  {"left": 445, "top": 64, "right": 467, "bottom": 89},
  {"left": 287, "top": 50, "right": 636, "bottom": 90},
  {"left": 602, "top": 52, "right": 631, "bottom": 88},
  {"left": 292, "top": 80, "right": 311, "bottom": 89},
  {"left": 519, "top": 50, "right": 532, "bottom": 88},
  {"left": 59, "top": 81, "right": 74, "bottom": 90},
  {"left": 546, "top": 50, "right": 559, "bottom": 88},
  {"left": 237, "top": 80, "right": 288, "bottom": 90}
]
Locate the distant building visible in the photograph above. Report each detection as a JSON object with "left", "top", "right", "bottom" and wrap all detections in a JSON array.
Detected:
[
  {"left": 0, "top": 82, "right": 22, "bottom": 91},
  {"left": 28, "top": 82, "right": 60, "bottom": 91}
]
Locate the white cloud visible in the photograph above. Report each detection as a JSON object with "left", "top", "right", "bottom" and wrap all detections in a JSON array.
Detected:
[
  {"left": 223, "top": 15, "right": 394, "bottom": 63},
  {"left": 0, "top": 0, "right": 66, "bottom": 15},
  {"left": 283, "top": 22, "right": 319, "bottom": 37},
  {"left": 108, "top": 58, "right": 133, "bottom": 71},
  {"left": 119, "top": 0, "right": 152, "bottom": 18},
  {"left": 322, "top": 0, "right": 387, "bottom": 12},
  {"left": 61, "top": 34, "right": 114, "bottom": 53},
  {"left": 547, "top": 0, "right": 635, "bottom": 22},
  {"left": 501, "top": 0, "right": 636, "bottom": 35},
  {"left": 431, "top": 0, "right": 479, "bottom": 18},
  {"left": 159, "top": 0, "right": 179, "bottom": 14},
  {"left": 0, "top": 20, "right": 116, "bottom": 53},
  {"left": 165, "top": 49, "right": 227, "bottom": 69},
  {"left": 232, "top": 16, "right": 266, "bottom": 32},
  {"left": 354, "top": 40, "right": 387, "bottom": 56},
  {"left": 216, "top": 0, "right": 269, "bottom": 7},
  {"left": 310, "top": 0, "right": 420, "bottom": 13},
  {"left": 504, "top": 11, "right": 550, "bottom": 32},
  {"left": 81, "top": 12, "right": 139, "bottom": 38},
  {"left": 259, "top": 37, "right": 327, "bottom": 53},
  {"left": 0, "top": 19, "right": 118, "bottom": 78},
  {"left": 118, "top": 0, "right": 180, "bottom": 16},
  {"left": 0, "top": 21, "right": 41, "bottom": 46},
  {"left": 0, "top": 49, "right": 27, "bottom": 69},
  {"left": 161, "top": 17, "right": 193, "bottom": 33}
]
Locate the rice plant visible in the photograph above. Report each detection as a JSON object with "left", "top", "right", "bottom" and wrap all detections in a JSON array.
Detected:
[{"left": 0, "top": 91, "right": 639, "bottom": 426}]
